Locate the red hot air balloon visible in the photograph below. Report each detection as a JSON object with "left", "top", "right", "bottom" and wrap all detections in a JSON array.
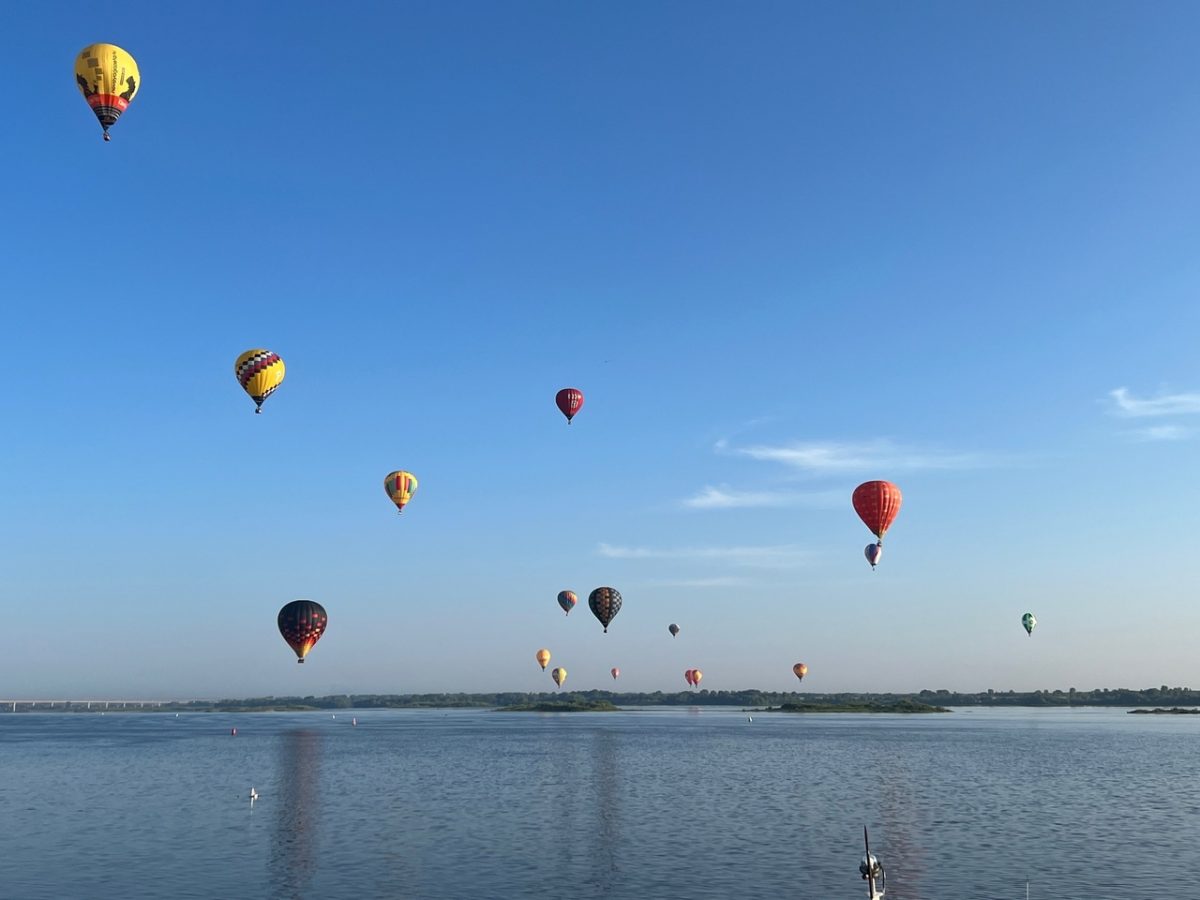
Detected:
[
  {"left": 611, "top": 667, "right": 620, "bottom": 680},
  {"left": 793, "top": 662, "right": 809, "bottom": 682},
  {"left": 556, "top": 388, "right": 584, "bottom": 423},
  {"left": 588, "top": 587, "right": 622, "bottom": 633},
  {"left": 278, "top": 600, "right": 328, "bottom": 663},
  {"left": 684, "top": 669, "right": 695, "bottom": 686},
  {"left": 852, "top": 481, "right": 902, "bottom": 540}
]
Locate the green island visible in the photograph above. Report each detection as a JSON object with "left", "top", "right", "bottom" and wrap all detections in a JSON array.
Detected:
[
  {"left": 9, "top": 685, "right": 1200, "bottom": 713},
  {"left": 498, "top": 699, "right": 618, "bottom": 712},
  {"left": 757, "top": 699, "right": 949, "bottom": 714},
  {"left": 1128, "top": 707, "right": 1200, "bottom": 715}
]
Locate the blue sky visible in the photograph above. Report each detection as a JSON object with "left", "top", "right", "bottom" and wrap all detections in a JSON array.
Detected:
[{"left": 4, "top": 2, "right": 1200, "bottom": 697}]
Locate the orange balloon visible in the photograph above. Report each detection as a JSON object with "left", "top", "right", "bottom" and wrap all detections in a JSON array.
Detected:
[
  {"left": 536, "top": 649, "right": 551, "bottom": 671},
  {"left": 852, "top": 481, "right": 902, "bottom": 540},
  {"left": 691, "top": 668, "right": 703, "bottom": 687},
  {"left": 793, "top": 662, "right": 808, "bottom": 681}
]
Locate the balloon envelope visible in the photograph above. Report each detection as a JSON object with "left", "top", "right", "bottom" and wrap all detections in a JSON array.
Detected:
[
  {"left": 384, "top": 471, "right": 418, "bottom": 513},
  {"left": 793, "top": 663, "right": 809, "bottom": 681},
  {"left": 277, "top": 600, "right": 327, "bottom": 663},
  {"left": 1022, "top": 613, "right": 1037, "bottom": 636},
  {"left": 588, "top": 587, "right": 622, "bottom": 633},
  {"left": 551, "top": 667, "right": 567, "bottom": 687},
  {"left": 864, "top": 543, "right": 883, "bottom": 568},
  {"left": 557, "top": 590, "right": 577, "bottom": 615},
  {"left": 691, "top": 669, "right": 703, "bottom": 687},
  {"left": 536, "top": 649, "right": 551, "bottom": 670},
  {"left": 684, "top": 669, "right": 694, "bottom": 686},
  {"left": 556, "top": 388, "right": 584, "bottom": 423},
  {"left": 668, "top": 623, "right": 680, "bottom": 638},
  {"left": 235, "top": 349, "right": 285, "bottom": 413},
  {"left": 853, "top": 481, "right": 902, "bottom": 540},
  {"left": 611, "top": 667, "right": 620, "bottom": 680},
  {"left": 75, "top": 44, "right": 140, "bottom": 140}
]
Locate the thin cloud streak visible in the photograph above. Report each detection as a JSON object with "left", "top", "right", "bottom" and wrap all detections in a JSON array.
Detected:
[
  {"left": 1128, "top": 425, "right": 1193, "bottom": 442},
  {"left": 728, "top": 439, "right": 991, "bottom": 472},
  {"left": 1109, "top": 387, "right": 1200, "bottom": 418},
  {"left": 597, "top": 542, "right": 812, "bottom": 568},
  {"left": 681, "top": 485, "right": 843, "bottom": 510}
]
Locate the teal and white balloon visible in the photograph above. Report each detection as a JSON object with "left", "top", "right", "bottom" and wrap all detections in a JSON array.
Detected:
[{"left": 1021, "top": 613, "right": 1037, "bottom": 636}]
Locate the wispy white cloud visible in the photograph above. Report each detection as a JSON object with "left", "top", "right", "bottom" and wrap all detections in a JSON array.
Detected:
[
  {"left": 597, "top": 542, "right": 811, "bottom": 568},
  {"left": 726, "top": 439, "right": 990, "bottom": 472},
  {"left": 1127, "top": 425, "right": 1194, "bottom": 442},
  {"left": 1109, "top": 388, "right": 1200, "bottom": 418},
  {"left": 680, "top": 485, "right": 843, "bottom": 510}
]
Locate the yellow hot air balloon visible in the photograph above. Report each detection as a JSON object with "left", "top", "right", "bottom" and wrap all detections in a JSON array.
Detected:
[
  {"left": 551, "top": 667, "right": 567, "bottom": 688},
  {"left": 384, "top": 471, "right": 418, "bottom": 513},
  {"left": 75, "top": 44, "right": 140, "bottom": 141},
  {"left": 234, "top": 349, "right": 285, "bottom": 413},
  {"left": 536, "top": 649, "right": 551, "bottom": 671}
]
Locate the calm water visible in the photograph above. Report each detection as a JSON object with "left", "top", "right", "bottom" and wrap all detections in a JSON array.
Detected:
[{"left": 2, "top": 706, "right": 1198, "bottom": 899}]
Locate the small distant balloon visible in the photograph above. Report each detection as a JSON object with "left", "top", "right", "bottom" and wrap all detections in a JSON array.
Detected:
[
  {"left": 557, "top": 591, "right": 577, "bottom": 615},
  {"left": 235, "top": 349, "right": 285, "bottom": 413},
  {"left": 556, "top": 388, "right": 584, "bottom": 423},
  {"left": 684, "top": 669, "right": 695, "bottom": 687},
  {"left": 611, "top": 667, "right": 620, "bottom": 680},
  {"left": 1022, "top": 613, "right": 1037, "bottom": 636},
  {"left": 536, "top": 649, "right": 551, "bottom": 670},
  {"left": 793, "top": 662, "right": 809, "bottom": 682},
  {"left": 551, "top": 667, "right": 567, "bottom": 688},
  {"left": 691, "top": 669, "right": 703, "bottom": 688},
  {"left": 277, "top": 600, "right": 327, "bottom": 663},
  {"left": 588, "top": 587, "right": 622, "bottom": 633},
  {"left": 864, "top": 543, "right": 883, "bottom": 569},
  {"left": 668, "top": 623, "right": 680, "bottom": 638},
  {"left": 384, "top": 471, "right": 418, "bottom": 513}
]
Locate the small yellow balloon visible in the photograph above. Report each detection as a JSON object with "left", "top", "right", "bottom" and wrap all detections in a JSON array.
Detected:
[
  {"left": 551, "top": 667, "right": 567, "bottom": 688},
  {"left": 384, "top": 471, "right": 419, "bottom": 513},
  {"left": 75, "top": 44, "right": 140, "bottom": 141},
  {"left": 535, "top": 649, "right": 551, "bottom": 671},
  {"left": 234, "top": 349, "right": 285, "bottom": 413}
]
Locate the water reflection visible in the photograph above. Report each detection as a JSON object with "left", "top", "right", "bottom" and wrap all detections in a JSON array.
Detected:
[
  {"left": 269, "top": 729, "right": 323, "bottom": 900},
  {"left": 588, "top": 727, "right": 620, "bottom": 896}
]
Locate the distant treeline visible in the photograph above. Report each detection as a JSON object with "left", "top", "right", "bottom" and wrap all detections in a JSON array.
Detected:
[{"left": 143, "top": 685, "right": 1200, "bottom": 712}]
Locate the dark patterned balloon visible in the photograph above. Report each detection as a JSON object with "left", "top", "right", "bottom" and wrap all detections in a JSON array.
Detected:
[
  {"left": 278, "top": 600, "right": 328, "bottom": 663},
  {"left": 588, "top": 587, "right": 622, "bottom": 633}
]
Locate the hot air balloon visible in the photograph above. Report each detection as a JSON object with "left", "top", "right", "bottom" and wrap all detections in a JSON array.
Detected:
[
  {"left": 793, "top": 662, "right": 809, "bottom": 682},
  {"left": 75, "top": 44, "right": 140, "bottom": 141},
  {"left": 853, "top": 481, "right": 902, "bottom": 566},
  {"left": 588, "top": 587, "right": 622, "bottom": 633},
  {"left": 668, "top": 624, "right": 680, "bottom": 638},
  {"left": 556, "top": 388, "right": 584, "bottom": 423},
  {"left": 551, "top": 667, "right": 567, "bottom": 688},
  {"left": 235, "top": 349, "right": 285, "bottom": 413},
  {"left": 384, "top": 471, "right": 418, "bottom": 513},
  {"left": 277, "top": 600, "right": 327, "bottom": 663},
  {"left": 611, "top": 667, "right": 620, "bottom": 680},
  {"left": 536, "top": 649, "right": 551, "bottom": 671},
  {"left": 1022, "top": 613, "right": 1037, "bottom": 636},
  {"left": 557, "top": 590, "right": 577, "bottom": 615},
  {"left": 691, "top": 669, "right": 703, "bottom": 688},
  {"left": 684, "top": 669, "right": 694, "bottom": 686},
  {"left": 864, "top": 543, "right": 883, "bottom": 569}
]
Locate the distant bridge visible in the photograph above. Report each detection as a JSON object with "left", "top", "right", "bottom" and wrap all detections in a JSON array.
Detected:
[{"left": 1, "top": 700, "right": 198, "bottom": 711}]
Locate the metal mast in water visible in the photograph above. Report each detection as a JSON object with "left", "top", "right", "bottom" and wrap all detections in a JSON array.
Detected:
[{"left": 859, "top": 826, "right": 885, "bottom": 900}]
